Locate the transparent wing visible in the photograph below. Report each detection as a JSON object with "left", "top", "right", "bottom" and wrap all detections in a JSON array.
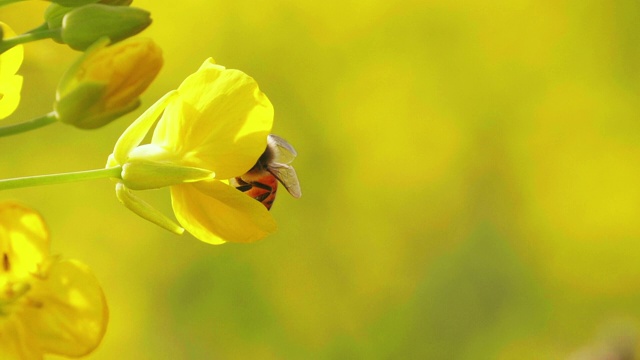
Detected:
[
  {"left": 269, "top": 163, "right": 302, "bottom": 198},
  {"left": 267, "top": 134, "right": 297, "bottom": 165}
]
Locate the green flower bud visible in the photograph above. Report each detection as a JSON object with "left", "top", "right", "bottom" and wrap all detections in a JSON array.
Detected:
[
  {"left": 55, "top": 37, "right": 163, "bottom": 129},
  {"left": 45, "top": 1, "right": 134, "bottom": 42},
  {"left": 61, "top": 4, "right": 151, "bottom": 51}
]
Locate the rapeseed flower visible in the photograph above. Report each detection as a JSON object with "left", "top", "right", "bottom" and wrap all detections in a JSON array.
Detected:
[
  {"left": 0, "top": 202, "right": 108, "bottom": 359},
  {"left": 107, "top": 58, "right": 276, "bottom": 244}
]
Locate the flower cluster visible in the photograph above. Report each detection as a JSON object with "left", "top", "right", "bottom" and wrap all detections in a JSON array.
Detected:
[{"left": 0, "top": 1, "right": 300, "bottom": 358}]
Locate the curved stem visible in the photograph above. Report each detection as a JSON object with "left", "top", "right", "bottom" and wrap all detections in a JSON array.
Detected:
[
  {"left": 0, "top": 167, "right": 122, "bottom": 191},
  {"left": 0, "top": 28, "right": 60, "bottom": 54},
  {"left": 0, "top": 113, "right": 58, "bottom": 138},
  {"left": 25, "top": 23, "right": 50, "bottom": 35}
]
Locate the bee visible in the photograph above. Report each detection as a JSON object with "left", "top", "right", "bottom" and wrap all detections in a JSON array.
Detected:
[{"left": 230, "top": 134, "right": 302, "bottom": 209}]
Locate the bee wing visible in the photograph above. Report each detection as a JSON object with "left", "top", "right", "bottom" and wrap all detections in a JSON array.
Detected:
[
  {"left": 268, "top": 134, "right": 297, "bottom": 165},
  {"left": 269, "top": 163, "right": 302, "bottom": 198}
]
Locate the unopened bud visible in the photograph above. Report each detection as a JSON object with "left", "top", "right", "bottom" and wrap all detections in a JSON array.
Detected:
[
  {"left": 61, "top": 4, "right": 151, "bottom": 50},
  {"left": 55, "top": 37, "right": 162, "bottom": 129}
]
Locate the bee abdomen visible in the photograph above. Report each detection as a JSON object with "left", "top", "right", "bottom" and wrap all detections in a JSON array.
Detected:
[{"left": 231, "top": 176, "right": 278, "bottom": 210}]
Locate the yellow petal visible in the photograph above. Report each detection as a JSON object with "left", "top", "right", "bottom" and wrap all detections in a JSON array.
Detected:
[
  {"left": 0, "top": 75, "right": 23, "bottom": 119},
  {"left": 0, "top": 22, "right": 24, "bottom": 77},
  {"left": 0, "top": 22, "right": 24, "bottom": 120},
  {"left": 0, "top": 318, "right": 42, "bottom": 360},
  {"left": 21, "top": 259, "right": 108, "bottom": 357},
  {"left": 0, "top": 202, "right": 49, "bottom": 278},
  {"left": 153, "top": 59, "right": 274, "bottom": 179},
  {"left": 112, "top": 90, "right": 178, "bottom": 164},
  {"left": 170, "top": 180, "right": 277, "bottom": 244},
  {"left": 83, "top": 38, "right": 163, "bottom": 110}
]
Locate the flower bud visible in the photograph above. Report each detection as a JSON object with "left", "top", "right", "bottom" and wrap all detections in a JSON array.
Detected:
[
  {"left": 61, "top": 4, "right": 151, "bottom": 51},
  {"left": 55, "top": 37, "right": 163, "bottom": 129},
  {"left": 46, "top": 1, "right": 134, "bottom": 42}
]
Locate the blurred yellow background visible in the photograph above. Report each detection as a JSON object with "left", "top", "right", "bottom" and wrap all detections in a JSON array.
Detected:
[{"left": 2, "top": 0, "right": 640, "bottom": 358}]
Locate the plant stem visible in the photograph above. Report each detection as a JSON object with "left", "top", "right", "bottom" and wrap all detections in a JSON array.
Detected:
[
  {"left": 0, "top": 113, "right": 58, "bottom": 138},
  {"left": 0, "top": 28, "right": 60, "bottom": 54},
  {"left": 0, "top": 167, "right": 122, "bottom": 191},
  {"left": 25, "top": 23, "right": 50, "bottom": 35}
]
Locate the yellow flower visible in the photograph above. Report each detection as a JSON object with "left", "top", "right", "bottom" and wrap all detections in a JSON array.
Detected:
[
  {"left": 107, "top": 58, "right": 276, "bottom": 244},
  {"left": 0, "top": 202, "right": 108, "bottom": 359},
  {"left": 55, "top": 36, "right": 162, "bottom": 129},
  {"left": 0, "top": 22, "right": 24, "bottom": 120}
]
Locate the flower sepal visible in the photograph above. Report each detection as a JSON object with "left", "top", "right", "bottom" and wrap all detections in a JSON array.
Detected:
[
  {"left": 121, "top": 159, "right": 215, "bottom": 190},
  {"left": 115, "top": 183, "right": 185, "bottom": 234},
  {"left": 45, "top": 5, "right": 70, "bottom": 41},
  {"left": 55, "top": 81, "right": 141, "bottom": 129}
]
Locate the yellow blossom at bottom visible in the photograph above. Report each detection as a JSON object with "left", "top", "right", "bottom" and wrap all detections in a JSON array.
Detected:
[{"left": 0, "top": 202, "right": 108, "bottom": 360}]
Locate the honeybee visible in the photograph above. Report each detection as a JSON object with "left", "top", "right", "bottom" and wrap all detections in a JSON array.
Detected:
[{"left": 230, "top": 134, "right": 302, "bottom": 210}]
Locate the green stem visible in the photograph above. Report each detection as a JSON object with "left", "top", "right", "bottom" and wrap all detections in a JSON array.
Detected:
[
  {"left": 0, "top": 28, "right": 60, "bottom": 54},
  {"left": 25, "top": 23, "right": 50, "bottom": 35},
  {"left": 0, "top": 167, "right": 122, "bottom": 191},
  {"left": 0, "top": 113, "right": 58, "bottom": 138}
]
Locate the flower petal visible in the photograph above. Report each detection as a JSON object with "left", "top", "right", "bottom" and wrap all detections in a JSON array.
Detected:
[
  {"left": 0, "top": 74, "right": 22, "bottom": 119},
  {"left": 112, "top": 90, "right": 177, "bottom": 164},
  {"left": 0, "top": 22, "right": 24, "bottom": 77},
  {"left": 0, "top": 202, "right": 49, "bottom": 278},
  {"left": 0, "top": 318, "right": 42, "bottom": 360},
  {"left": 170, "top": 180, "right": 277, "bottom": 244},
  {"left": 21, "top": 259, "right": 108, "bottom": 357},
  {"left": 0, "top": 22, "right": 24, "bottom": 120},
  {"left": 153, "top": 58, "right": 273, "bottom": 179}
]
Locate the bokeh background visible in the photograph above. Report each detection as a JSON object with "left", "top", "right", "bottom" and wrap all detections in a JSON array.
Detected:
[{"left": 2, "top": 0, "right": 640, "bottom": 358}]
